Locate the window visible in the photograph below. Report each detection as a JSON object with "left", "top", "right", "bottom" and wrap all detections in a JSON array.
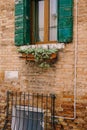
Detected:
[
  {"left": 15, "top": 0, "right": 73, "bottom": 46},
  {"left": 12, "top": 106, "right": 44, "bottom": 130},
  {"left": 31, "top": 0, "right": 57, "bottom": 44}
]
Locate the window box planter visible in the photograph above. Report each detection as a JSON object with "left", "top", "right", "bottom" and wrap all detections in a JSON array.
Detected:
[
  {"left": 20, "top": 53, "right": 57, "bottom": 61},
  {"left": 18, "top": 44, "right": 64, "bottom": 68}
]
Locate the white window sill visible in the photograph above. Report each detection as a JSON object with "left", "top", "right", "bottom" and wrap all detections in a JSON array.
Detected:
[{"left": 19, "top": 43, "right": 65, "bottom": 50}]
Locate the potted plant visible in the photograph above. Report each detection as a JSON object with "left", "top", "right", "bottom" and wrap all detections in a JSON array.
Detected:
[{"left": 18, "top": 47, "right": 58, "bottom": 68}]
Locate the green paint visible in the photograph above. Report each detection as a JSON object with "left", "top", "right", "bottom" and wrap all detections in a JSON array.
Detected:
[
  {"left": 15, "top": 0, "right": 31, "bottom": 46},
  {"left": 58, "top": 0, "right": 73, "bottom": 43}
]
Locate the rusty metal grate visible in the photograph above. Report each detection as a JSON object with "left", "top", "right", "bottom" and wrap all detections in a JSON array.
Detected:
[{"left": 2, "top": 91, "right": 56, "bottom": 130}]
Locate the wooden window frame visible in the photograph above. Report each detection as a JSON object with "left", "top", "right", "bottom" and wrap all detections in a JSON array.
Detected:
[{"left": 31, "top": 0, "right": 57, "bottom": 45}]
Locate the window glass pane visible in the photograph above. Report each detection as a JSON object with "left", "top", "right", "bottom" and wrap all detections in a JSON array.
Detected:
[
  {"left": 49, "top": 0, "right": 57, "bottom": 41},
  {"left": 38, "top": 0, "right": 44, "bottom": 42}
]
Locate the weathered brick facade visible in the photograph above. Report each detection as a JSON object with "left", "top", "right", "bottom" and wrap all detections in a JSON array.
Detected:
[{"left": 0, "top": 0, "right": 87, "bottom": 130}]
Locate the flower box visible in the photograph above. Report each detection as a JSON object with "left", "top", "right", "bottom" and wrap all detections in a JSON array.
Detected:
[
  {"left": 20, "top": 53, "right": 57, "bottom": 61},
  {"left": 18, "top": 47, "right": 59, "bottom": 68}
]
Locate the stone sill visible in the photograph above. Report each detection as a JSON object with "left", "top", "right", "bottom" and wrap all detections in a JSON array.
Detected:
[{"left": 19, "top": 43, "right": 65, "bottom": 50}]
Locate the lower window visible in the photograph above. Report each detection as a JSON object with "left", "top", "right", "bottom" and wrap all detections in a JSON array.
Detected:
[{"left": 12, "top": 106, "right": 44, "bottom": 130}]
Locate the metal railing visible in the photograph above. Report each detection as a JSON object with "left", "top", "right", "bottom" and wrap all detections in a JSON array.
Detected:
[{"left": 2, "top": 91, "right": 56, "bottom": 130}]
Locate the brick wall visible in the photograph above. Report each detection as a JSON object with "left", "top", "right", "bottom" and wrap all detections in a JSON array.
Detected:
[{"left": 0, "top": 0, "right": 87, "bottom": 130}]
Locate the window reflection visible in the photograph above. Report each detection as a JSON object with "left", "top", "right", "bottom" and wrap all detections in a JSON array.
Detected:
[
  {"left": 49, "top": 0, "right": 57, "bottom": 41},
  {"left": 38, "top": 0, "right": 44, "bottom": 42}
]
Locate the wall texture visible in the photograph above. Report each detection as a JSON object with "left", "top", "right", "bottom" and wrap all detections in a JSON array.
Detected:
[{"left": 0, "top": 0, "right": 87, "bottom": 130}]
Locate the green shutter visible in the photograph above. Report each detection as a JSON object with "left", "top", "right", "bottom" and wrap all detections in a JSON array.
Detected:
[
  {"left": 15, "top": 0, "right": 31, "bottom": 46},
  {"left": 57, "top": 0, "right": 73, "bottom": 43}
]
